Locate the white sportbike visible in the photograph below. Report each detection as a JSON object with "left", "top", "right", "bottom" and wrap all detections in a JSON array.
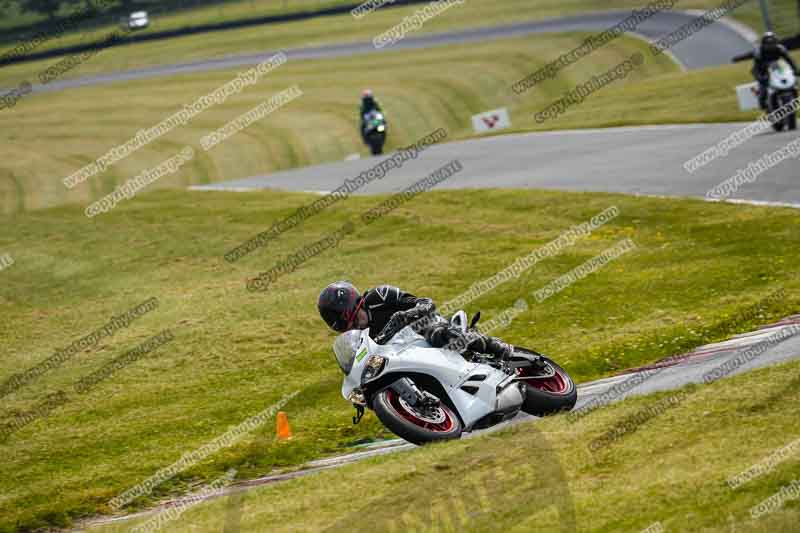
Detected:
[
  {"left": 333, "top": 311, "right": 577, "bottom": 445},
  {"left": 765, "top": 59, "right": 798, "bottom": 131}
]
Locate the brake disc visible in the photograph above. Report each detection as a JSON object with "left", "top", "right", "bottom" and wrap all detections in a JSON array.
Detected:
[{"left": 398, "top": 395, "right": 447, "bottom": 424}]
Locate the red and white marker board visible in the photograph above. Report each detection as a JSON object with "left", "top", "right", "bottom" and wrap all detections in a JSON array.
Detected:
[{"left": 471, "top": 107, "right": 512, "bottom": 134}]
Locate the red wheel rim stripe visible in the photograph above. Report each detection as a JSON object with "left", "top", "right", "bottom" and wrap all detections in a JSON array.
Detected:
[
  {"left": 516, "top": 364, "right": 570, "bottom": 394},
  {"left": 385, "top": 390, "right": 455, "bottom": 432}
]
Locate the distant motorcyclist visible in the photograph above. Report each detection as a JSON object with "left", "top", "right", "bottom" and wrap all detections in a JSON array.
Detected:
[
  {"left": 752, "top": 32, "right": 799, "bottom": 110},
  {"left": 317, "top": 281, "right": 513, "bottom": 359},
  {"left": 359, "top": 89, "right": 383, "bottom": 140}
]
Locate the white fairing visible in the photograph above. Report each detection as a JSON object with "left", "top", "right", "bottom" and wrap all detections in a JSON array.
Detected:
[
  {"left": 769, "top": 60, "right": 797, "bottom": 91},
  {"left": 337, "top": 326, "right": 517, "bottom": 430},
  {"left": 450, "top": 310, "right": 468, "bottom": 332}
]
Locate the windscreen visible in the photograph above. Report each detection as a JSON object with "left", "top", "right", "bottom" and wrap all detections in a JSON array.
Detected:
[{"left": 333, "top": 330, "right": 362, "bottom": 375}]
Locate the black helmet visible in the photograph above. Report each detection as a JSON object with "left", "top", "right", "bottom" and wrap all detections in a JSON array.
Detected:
[
  {"left": 361, "top": 89, "right": 375, "bottom": 104},
  {"left": 318, "top": 281, "right": 363, "bottom": 332},
  {"left": 762, "top": 32, "right": 779, "bottom": 47}
]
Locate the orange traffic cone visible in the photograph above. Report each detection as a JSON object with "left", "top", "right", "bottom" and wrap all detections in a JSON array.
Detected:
[{"left": 276, "top": 411, "right": 292, "bottom": 440}]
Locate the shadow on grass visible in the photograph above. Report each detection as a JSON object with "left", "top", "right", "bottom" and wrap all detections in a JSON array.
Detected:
[{"left": 320, "top": 424, "right": 577, "bottom": 532}]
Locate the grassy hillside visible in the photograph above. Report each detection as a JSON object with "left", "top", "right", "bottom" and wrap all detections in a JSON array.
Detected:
[
  {"left": 0, "top": 0, "right": 764, "bottom": 86},
  {"left": 0, "top": 188, "right": 799, "bottom": 529},
  {"left": 100, "top": 356, "right": 800, "bottom": 532},
  {"left": 0, "top": 34, "right": 681, "bottom": 214}
]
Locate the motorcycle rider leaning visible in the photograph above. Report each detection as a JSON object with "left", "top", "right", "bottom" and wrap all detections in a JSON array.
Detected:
[
  {"left": 359, "top": 89, "right": 383, "bottom": 141},
  {"left": 317, "top": 281, "right": 513, "bottom": 359},
  {"left": 752, "top": 32, "right": 799, "bottom": 110}
]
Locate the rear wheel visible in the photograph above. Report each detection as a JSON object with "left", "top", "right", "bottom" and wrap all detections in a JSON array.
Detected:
[
  {"left": 366, "top": 132, "right": 385, "bottom": 155},
  {"left": 368, "top": 137, "right": 384, "bottom": 155},
  {"left": 513, "top": 348, "right": 577, "bottom": 416},
  {"left": 372, "top": 384, "right": 462, "bottom": 445}
]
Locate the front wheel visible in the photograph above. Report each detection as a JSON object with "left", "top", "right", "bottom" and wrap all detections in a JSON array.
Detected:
[
  {"left": 772, "top": 92, "right": 795, "bottom": 132},
  {"left": 772, "top": 109, "right": 786, "bottom": 132},
  {"left": 372, "top": 384, "right": 462, "bottom": 445},
  {"left": 786, "top": 90, "right": 798, "bottom": 131},
  {"left": 513, "top": 348, "right": 577, "bottom": 417}
]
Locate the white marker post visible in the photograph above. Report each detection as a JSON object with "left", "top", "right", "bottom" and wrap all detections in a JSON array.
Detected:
[{"left": 736, "top": 82, "right": 760, "bottom": 111}]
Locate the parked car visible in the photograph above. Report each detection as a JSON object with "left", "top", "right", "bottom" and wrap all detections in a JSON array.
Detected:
[{"left": 127, "top": 11, "right": 149, "bottom": 30}]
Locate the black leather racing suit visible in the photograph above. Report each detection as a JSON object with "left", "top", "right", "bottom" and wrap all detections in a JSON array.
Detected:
[
  {"left": 363, "top": 285, "right": 512, "bottom": 358},
  {"left": 752, "top": 44, "right": 799, "bottom": 109}
]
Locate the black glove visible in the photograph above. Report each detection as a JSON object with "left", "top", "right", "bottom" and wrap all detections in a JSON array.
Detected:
[
  {"left": 403, "top": 301, "right": 436, "bottom": 333},
  {"left": 375, "top": 311, "right": 412, "bottom": 344},
  {"left": 444, "top": 327, "right": 480, "bottom": 353},
  {"left": 426, "top": 323, "right": 471, "bottom": 352},
  {"left": 410, "top": 300, "right": 435, "bottom": 317}
]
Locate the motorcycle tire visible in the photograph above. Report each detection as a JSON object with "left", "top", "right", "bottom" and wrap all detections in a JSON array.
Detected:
[
  {"left": 513, "top": 348, "right": 578, "bottom": 417},
  {"left": 372, "top": 382, "right": 463, "bottom": 445}
]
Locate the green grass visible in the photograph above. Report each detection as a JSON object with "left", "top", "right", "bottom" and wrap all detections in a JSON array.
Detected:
[
  {"left": 0, "top": 33, "right": 680, "bottom": 214},
  {"left": 0, "top": 187, "right": 799, "bottom": 530},
  {"left": 95, "top": 356, "right": 800, "bottom": 532},
  {"left": 0, "top": 0, "right": 768, "bottom": 86},
  {"left": 509, "top": 55, "right": 785, "bottom": 133}
]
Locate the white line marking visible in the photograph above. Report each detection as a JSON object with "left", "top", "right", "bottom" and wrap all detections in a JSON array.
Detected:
[
  {"left": 188, "top": 186, "right": 257, "bottom": 192},
  {"left": 631, "top": 193, "right": 800, "bottom": 211},
  {"left": 188, "top": 186, "right": 332, "bottom": 195},
  {"left": 491, "top": 123, "right": 751, "bottom": 141},
  {"left": 705, "top": 198, "right": 800, "bottom": 210},
  {"left": 683, "top": 10, "right": 760, "bottom": 42},
  {"left": 691, "top": 328, "right": 787, "bottom": 352}
]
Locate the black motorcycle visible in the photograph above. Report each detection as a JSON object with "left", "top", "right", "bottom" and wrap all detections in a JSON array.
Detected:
[{"left": 362, "top": 110, "right": 387, "bottom": 155}]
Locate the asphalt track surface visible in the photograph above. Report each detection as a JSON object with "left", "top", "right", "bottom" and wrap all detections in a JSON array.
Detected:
[
  {"left": 87, "top": 315, "right": 800, "bottom": 528},
  {"left": 34, "top": 9, "right": 755, "bottom": 95},
  {"left": 195, "top": 123, "right": 800, "bottom": 206}
]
